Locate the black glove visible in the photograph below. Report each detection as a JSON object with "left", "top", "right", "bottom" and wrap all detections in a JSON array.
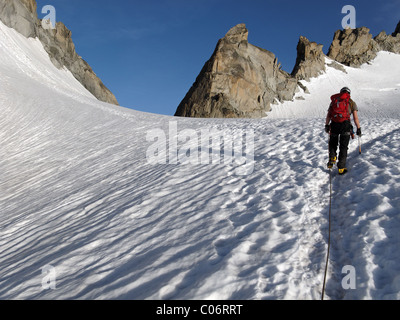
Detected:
[
  {"left": 356, "top": 127, "right": 362, "bottom": 137},
  {"left": 325, "top": 125, "right": 330, "bottom": 134}
]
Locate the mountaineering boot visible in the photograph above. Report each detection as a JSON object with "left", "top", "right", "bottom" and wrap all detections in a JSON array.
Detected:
[
  {"left": 327, "top": 156, "right": 337, "bottom": 169},
  {"left": 338, "top": 168, "right": 348, "bottom": 175}
]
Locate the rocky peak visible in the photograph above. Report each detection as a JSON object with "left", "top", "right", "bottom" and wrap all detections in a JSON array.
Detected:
[
  {"left": 327, "top": 22, "right": 400, "bottom": 67},
  {"left": 176, "top": 19, "right": 400, "bottom": 119},
  {"left": 0, "top": 0, "right": 118, "bottom": 105},
  {"left": 223, "top": 23, "right": 248, "bottom": 44},
  {"left": 374, "top": 20, "right": 400, "bottom": 54},
  {"left": 375, "top": 20, "right": 400, "bottom": 54},
  {"left": 374, "top": 30, "right": 400, "bottom": 55},
  {"left": 291, "top": 36, "right": 326, "bottom": 81},
  {"left": 327, "top": 27, "right": 380, "bottom": 67},
  {"left": 175, "top": 24, "right": 297, "bottom": 118}
]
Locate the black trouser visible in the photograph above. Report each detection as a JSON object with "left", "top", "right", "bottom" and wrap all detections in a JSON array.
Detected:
[{"left": 329, "top": 121, "right": 352, "bottom": 169}]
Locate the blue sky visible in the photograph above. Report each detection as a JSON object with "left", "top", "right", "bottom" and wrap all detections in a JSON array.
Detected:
[{"left": 35, "top": 0, "right": 400, "bottom": 116}]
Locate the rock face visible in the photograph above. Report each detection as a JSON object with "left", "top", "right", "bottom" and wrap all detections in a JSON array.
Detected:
[
  {"left": 291, "top": 36, "right": 326, "bottom": 81},
  {"left": 374, "top": 21, "right": 400, "bottom": 55},
  {"left": 37, "top": 22, "right": 119, "bottom": 105},
  {"left": 175, "top": 24, "right": 298, "bottom": 118},
  {"left": 0, "top": 0, "right": 118, "bottom": 105},
  {"left": 176, "top": 21, "right": 400, "bottom": 118},
  {"left": 327, "top": 27, "right": 380, "bottom": 67},
  {"left": 0, "top": 0, "right": 37, "bottom": 38},
  {"left": 327, "top": 23, "right": 400, "bottom": 67}
]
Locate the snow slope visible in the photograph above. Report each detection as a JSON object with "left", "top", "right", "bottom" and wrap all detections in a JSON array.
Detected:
[
  {"left": 269, "top": 55, "right": 400, "bottom": 120},
  {"left": 1, "top": 19, "right": 400, "bottom": 300}
]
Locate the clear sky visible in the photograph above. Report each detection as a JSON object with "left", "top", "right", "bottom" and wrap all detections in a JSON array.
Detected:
[{"left": 35, "top": 0, "right": 400, "bottom": 116}]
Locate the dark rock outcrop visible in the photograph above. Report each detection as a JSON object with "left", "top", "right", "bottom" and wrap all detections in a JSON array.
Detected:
[
  {"left": 0, "top": 0, "right": 118, "bottom": 105},
  {"left": 393, "top": 21, "right": 400, "bottom": 37}
]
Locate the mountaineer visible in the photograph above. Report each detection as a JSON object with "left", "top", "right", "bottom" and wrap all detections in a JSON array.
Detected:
[{"left": 325, "top": 87, "right": 362, "bottom": 175}]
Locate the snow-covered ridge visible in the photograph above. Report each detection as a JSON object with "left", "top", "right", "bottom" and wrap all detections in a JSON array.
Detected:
[{"left": 1, "top": 20, "right": 400, "bottom": 300}]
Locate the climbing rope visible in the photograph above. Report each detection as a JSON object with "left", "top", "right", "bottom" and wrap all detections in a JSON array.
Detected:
[{"left": 321, "top": 168, "right": 333, "bottom": 300}]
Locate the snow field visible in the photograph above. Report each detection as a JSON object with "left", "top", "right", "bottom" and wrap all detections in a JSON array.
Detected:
[
  {"left": 1, "top": 20, "right": 400, "bottom": 300},
  {"left": 325, "top": 121, "right": 400, "bottom": 299}
]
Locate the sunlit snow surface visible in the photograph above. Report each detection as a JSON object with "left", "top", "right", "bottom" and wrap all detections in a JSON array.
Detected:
[{"left": 1, "top": 20, "right": 400, "bottom": 300}]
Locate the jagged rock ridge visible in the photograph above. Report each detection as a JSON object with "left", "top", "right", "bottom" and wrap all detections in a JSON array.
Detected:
[
  {"left": 291, "top": 36, "right": 326, "bottom": 81},
  {"left": 327, "top": 25, "right": 400, "bottom": 68},
  {"left": 176, "top": 21, "right": 400, "bottom": 118},
  {"left": 175, "top": 24, "right": 299, "bottom": 118},
  {"left": 0, "top": 0, "right": 118, "bottom": 105}
]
